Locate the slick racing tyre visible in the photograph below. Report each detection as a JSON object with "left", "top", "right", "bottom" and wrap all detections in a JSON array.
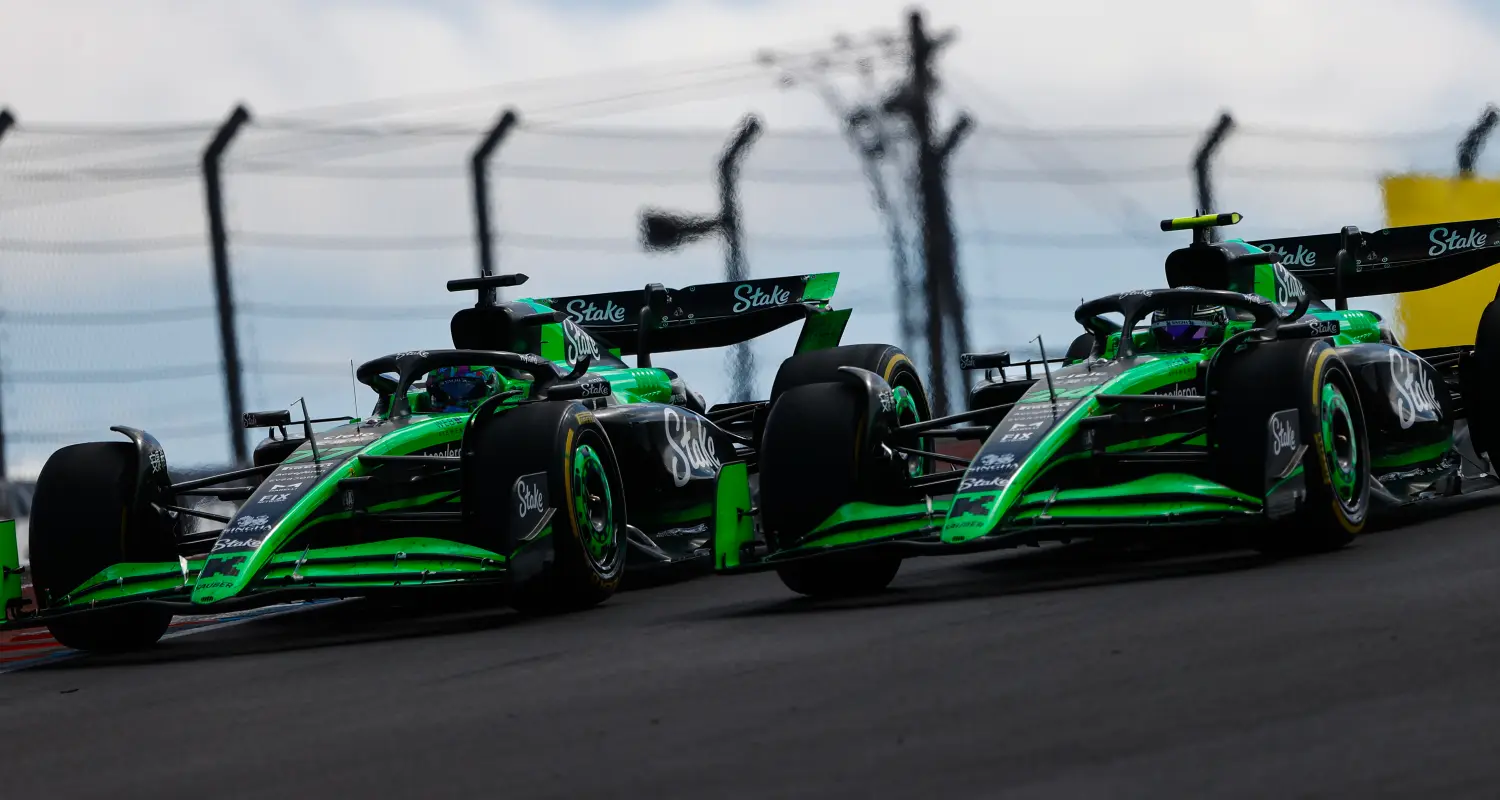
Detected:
[
  {"left": 1211, "top": 339, "right": 1371, "bottom": 555},
  {"left": 758, "top": 381, "right": 904, "bottom": 599},
  {"left": 28, "top": 442, "right": 175, "bottom": 652},
  {"left": 470, "top": 401, "right": 628, "bottom": 614},
  {"left": 768, "top": 343, "right": 932, "bottom": 479}
]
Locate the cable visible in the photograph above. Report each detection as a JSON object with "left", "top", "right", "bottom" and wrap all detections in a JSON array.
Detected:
[{"left": 0, "top": 234, "right": 202, "bottom": 254}]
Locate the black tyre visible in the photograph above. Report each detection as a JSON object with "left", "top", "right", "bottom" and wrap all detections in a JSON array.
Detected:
[
  {"left": 1211, "top": 339, "right": 1371, "bottom": 555},
  {"left": 769, "top": 343, "right": 932, "bottom": 479},
  {"left": 759, "top": 382, "right": 903, "bottom": 598},
  {"left": 1064, "top": 332, "right": 1095, "bottom": 363},
  {"left": 28, "top": 442, "right": 174, "bottom": 651},
  {"left": 469, "top": 402, "right": 627, "bottom": 614},
  {"left": 1464, "top": 297, "right": 1500, "bottom": 464}
]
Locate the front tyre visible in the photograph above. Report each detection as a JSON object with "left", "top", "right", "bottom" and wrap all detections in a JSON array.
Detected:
[
  {"left": 28, "top": 442, "right": 174, "bottom": 651},
  {"left": 469, "top": 402, "right": 627, "bottom": 614},
  {"left": 759, "top": 382, "right": 903, "bottom": 598},
  {"left": 1212, "top": 339, "right": 1371, "bottom": 555}
]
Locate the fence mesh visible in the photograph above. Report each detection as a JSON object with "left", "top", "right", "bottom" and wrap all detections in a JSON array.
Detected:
[{"left": 0, "top": 107, "right": 1486, "bottom": 477}]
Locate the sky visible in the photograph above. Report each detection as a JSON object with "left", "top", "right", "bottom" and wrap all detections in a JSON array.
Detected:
[{"left": 2, "top": 0, "right": 1500, "bottom": 475}]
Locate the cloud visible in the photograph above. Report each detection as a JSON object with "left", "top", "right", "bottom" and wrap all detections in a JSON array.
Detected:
[{"left": 0, "top": 0, "right": 1496, "bottom": 472}]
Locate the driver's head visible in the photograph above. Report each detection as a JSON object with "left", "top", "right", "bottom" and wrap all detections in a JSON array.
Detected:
[
  {"left": 425, "top": 365, "right": 503, "bottom": 413},
  {"left": 1149, "top": 302, "right": 1227, "bottom": 352}
]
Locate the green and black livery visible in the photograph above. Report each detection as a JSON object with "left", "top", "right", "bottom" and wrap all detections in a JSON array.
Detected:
[
  {"left": 716, "top": 212, "right": 1500, "bottom": 598},
  {"left": 1, "top": 268, "right": 922, "bottom": 651}
]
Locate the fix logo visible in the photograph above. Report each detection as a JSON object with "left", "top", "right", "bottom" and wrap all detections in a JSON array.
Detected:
[
  {"left": 200, "top": 556, "right": 246, "bottom": 579},
  {"left": 951, "top": 495, "right": 993, "bottom": 517},
  {"left": 664, "top": 406, "right": 721, "bottom": 487},
  {"left": 731, "top": 283, "right": 792, "bottom": 313},
  {"left": 878, "top": 388, "right": 895, "bottom": 413},
  {"left": 1428, "top": 226, "right": 1488, "bottom": 257},
  {"left": 566, "top": 298, "right": 627, "bottom": 324},
  {"left": 147, "top": 448, "right": 167, "bottom": 474}
]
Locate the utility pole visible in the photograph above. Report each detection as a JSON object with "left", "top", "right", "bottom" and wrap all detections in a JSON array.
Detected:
[
  {"left": 640, "top": 114, "right": 763, "bottom": 402},
  {"left": 470, "top": 108, "right": 519, "bottom": 307},
  {"left": 203, "top": 105, "right": 251, "bottom": 466},
  {"left": 0, "top": 108, "right": 13, "bottom": 488},
  {"left": 761, "top": 43, "right": 921, "bottom": 354},
  {"left": 1193, "top": 112, "right": 1235, "bottom": 242},
  {"left": 883, "top": 10, "right": 972, "bottom": 417},
  {"left": 719, "top": 117, "right": 760, "bottom": 399},
  {"left": 1458, "top": 105, "right": 1499, "bottom": 178}
]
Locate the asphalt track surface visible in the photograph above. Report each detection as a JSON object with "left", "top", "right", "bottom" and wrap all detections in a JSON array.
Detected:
[{"left": 6, "top": 494, "right": 1500, "bottom": 799}]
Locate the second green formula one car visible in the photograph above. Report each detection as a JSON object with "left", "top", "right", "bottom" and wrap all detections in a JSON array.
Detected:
[{"left": 715, "top": 212, "right": 1500, "bottom": 597}]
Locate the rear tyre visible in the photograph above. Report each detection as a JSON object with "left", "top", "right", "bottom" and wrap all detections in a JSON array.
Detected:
[
  {"left": 1211, "top": 339, "right": 1371, "bottom": 555},
  {"left": 1463, "top": 297, "right": 1500, "bottom": 467},
  {"left": 470, "top": 402, "right": 627, "bottom": 615},
  {"left": 759, "top": 382, "right": 903, "bottom": 598},
  {"left": 28, "top": 442, "right": 174, "bottom": 652}
]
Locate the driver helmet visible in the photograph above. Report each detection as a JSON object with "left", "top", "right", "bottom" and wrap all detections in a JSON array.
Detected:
[
  {"left": 1149, "top": 297, "right": 1228, "bottom": 353},
  {"left": 424, "top": 365, "right": 503, "bottom": 413}
]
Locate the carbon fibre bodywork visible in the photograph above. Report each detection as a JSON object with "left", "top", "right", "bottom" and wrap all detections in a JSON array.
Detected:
[
  {"left": 1, "top": 271, "right": 844, "bottom": 632},
  {"left": 715, "top": 213, "right": 1500, "bottom": 578}
]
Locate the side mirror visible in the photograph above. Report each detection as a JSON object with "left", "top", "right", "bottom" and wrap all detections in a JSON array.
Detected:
[
  {"left": 242, "top": 410, "right": 292, "bottom": 429},
  {"left": 959, "top": 351, "right": 1011, "bottom": 371}
]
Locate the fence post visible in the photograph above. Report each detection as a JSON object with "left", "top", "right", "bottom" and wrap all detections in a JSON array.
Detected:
[
  {"left": 639, "top": 114, "right": 764, "bottom": 402},
  {"left": 718, "top": 115, "right": 763, "bottom": 403},
  {"left": 0, "top": 108, "right": 14, "bottom": 490},
  {"left": 1193, "top": 112, "right": 1235, "bottom": 242},
  {"left": 1458, "top": 105, "right": 1499, "bottom": 177},
  {"left": 202, "top": 105, "right": 251, "bottom": 466},
  {"left": 470, "top": 108, "right": 520, "bottom": 307}
]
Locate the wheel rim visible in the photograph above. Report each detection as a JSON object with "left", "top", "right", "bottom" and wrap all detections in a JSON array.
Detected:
[
  {"left": 891, "top": 385, "right": 926, "bottom": 478},
  {"left": 571, "top": 442, "right": 618, "bottom": 571},
  {"left": 1320, "top": 381, "right": 1362, "bottom": 510}
]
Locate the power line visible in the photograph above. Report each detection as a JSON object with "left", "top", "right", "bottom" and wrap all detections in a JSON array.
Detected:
[{"left": 0, "top": 228, "right": 1180, "bottom": 258}]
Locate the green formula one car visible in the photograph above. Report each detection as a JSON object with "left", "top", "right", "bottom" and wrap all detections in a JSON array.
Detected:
[
  {"left": 715, "top": 212, "right": 1500, "bottom": 597},
  {"left": 1, "top": 269, "right": 930, "bottom": 651}
]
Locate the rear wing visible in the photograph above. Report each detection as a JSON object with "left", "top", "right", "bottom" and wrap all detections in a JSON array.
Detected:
[
  {"left": 527, "top": 272, "right": 842, "bottom": 356},
  {"left": 1246, "top": 218, "right": 1500, "bottom": 305}
]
